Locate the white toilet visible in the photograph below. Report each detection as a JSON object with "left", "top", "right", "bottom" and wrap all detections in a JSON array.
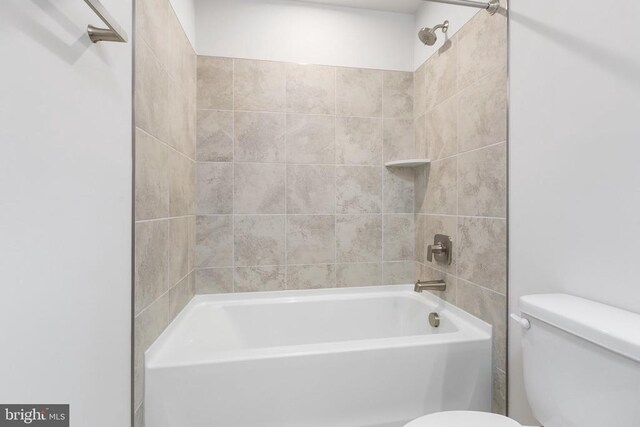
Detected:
[{"left": 405, "top": 293, "right": 640, "bottom": 427}]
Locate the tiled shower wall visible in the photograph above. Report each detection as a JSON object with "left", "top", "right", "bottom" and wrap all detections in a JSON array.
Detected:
[
  {"left": 133, "top": 0, "right": 197, "bottom": 424},
  {"left": 194, "top": 59, "right": 417, "bottom": 292},
  {"left": 413, "top": 9, "right": 508, "bottom": 414}
]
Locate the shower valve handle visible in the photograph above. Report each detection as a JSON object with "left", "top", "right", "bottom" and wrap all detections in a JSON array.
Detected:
[
  {"left": 427, "top": 243, "right": 446, "bottom": 262},
  {"left": 427, "top": 234, "right": 453, "bottom": 265}
]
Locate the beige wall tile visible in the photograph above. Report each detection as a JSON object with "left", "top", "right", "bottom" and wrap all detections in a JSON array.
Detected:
[
  {"left": 135, "top": 219, "right": 169, "bottom": 316},
  {"left": 414, "top": 114, "right": 427, "bottom": 158},
  {"left": 458, "top": 67, "right": 507, "bottom": 152},
  {"left": 425, "top": 96, "right": 458, "bottom": 161},
  {"left": 424, "top": 43, "right": 458, "bottom": 111},
  {"left": 196, "top": 162, "right": 233, "bottom": 214},
  {"left": 136, "top": 291, "right": 170, "bottom": 351},
  {"left": 458, "top": 143, "right": 506, "bottom": 217},
  {"left": 196, "top": 215, "right": 233, "bottom": 268},
  {"left": 287, "top": 165, "right": 335, "bottom": 214},
  {"left": 383, "top": 261, "right": 415, "bottom": 285},
  {"left": 336, "top": 166, "right": 382, "bottom": 214},
  {"left": 169, "top": 217, "right": 190, "bottom": 286},
  {"left": 235, "top": 266, "right": 286, "bottom": 292},
  {"left": 197, "top": 110, "right": 233, "bottom": 162},
  {"left": 286, "top": 114, "right": 335, "bottom": 164},
  {"left": 383, "top": 215, "right": 415, "bottom": 261},
  {"left": 457, "top": 279, "right": 506, "bottom": 371},
  {"left": 234, "top": 59, "right": 286, "bottom": 112},
  {"left": 457, "top": 11, "right": 507, "bottom": 90},
  {"left": 415, "top": 215, "right": 426, "bottom": 263},
  {"left": 134, "top": 405, "right": 144, "bottom": 427},
  {"left": 336, "top": 117, "right": 383, "bottom": 165},
  {"left": 457, "top": 217, "right": 507, "bottom": 294},
  {"left": 336, "top": 215, "right": 382, "bottom": 263},
  {"left": 287, "top": 264, "right": 336, "bottom": 290},
  {"left": 336, "top": 263, "right": 382, "bottom": 287},
  {"left": 167, "top": 11, "right": 195, "bottom": 95},
  {"left": 197, "top": 56, "right": 233, "bottom": 110},
  {"left": 286, "top": 64, "right": 336, "bottom": 115},
  {"left": 234, "top": 112, "right": 286, "bottom": 163},
  {"left": 383, "top": 119, "right": 415, "bottom": 163},
  {"left": 168, "top": 272, "right": 195, "bottom": 320},
  {"left": 336, "top": 68, "right": 383, "bottom": 117},
  {"left": 168, "top": 79, "right": 194, "bottom": 158},
  {"left": 136, "top": 0, "right": 169, "bottom": 69},
  {"left": 195, "top": 268, "right": 233, "bottom": 294},
  {"left": 234, "top": 163, "right": 285, "bottom": 214},
  {"left": 188, "top": 215, "right": 196, "bottom": 274},
  {"left": 413, "top": 63, "right": 427, "bottom": 118},
  {"left": 383, "top": 71, "right": 414, "bottom": 119},
  {"left": 135, "top": 129, "right": 169, "bottom": 221},
  {"left": 286, "top": 215, "right": 335, "bottom": 265},
  {"left": 169, "top": 151, "right": 194, "bottom": 216},
  {"left": 383, "top": 168, "right": 415, "bottom": 214},
  {"left": 414, "top": 166, "right": 428, "bottom": 214},
  {"left": 135, "top": 41, "right": 169, "bottom": 142},
  {"left": 234, "top": 215, "right": 285, "bottom": 266},
  {"left": 425, "top": 157, "right": 457, "bottom": 215},
  {"left": 493, "top": 368, "right": 507, "bottom": 415}
]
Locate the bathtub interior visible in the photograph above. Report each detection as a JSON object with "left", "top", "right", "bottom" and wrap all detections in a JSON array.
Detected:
[{"left": 146, "top": 285, "right": 491, "bottom": 367}]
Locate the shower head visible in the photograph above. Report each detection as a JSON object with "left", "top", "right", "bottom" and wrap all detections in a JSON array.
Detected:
[{"left": 418, "top": 20, "right": 449, "bottom": 46}]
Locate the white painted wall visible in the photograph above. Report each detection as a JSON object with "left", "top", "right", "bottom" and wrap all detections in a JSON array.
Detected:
[
  {"left": 413, "top": 1, "right": 477, "bottom": 69},
  {"left": 0, "top": 1, "right": 132, "bottom": 426},
  {"left": 170, "top": 0, "right": 197, "bottom": 48},
  {"left": 194, "top": 0, "right": 415, "bottom": 71},
  {"left": 509, "top": 0, "right": 640, "bottom": 423}
]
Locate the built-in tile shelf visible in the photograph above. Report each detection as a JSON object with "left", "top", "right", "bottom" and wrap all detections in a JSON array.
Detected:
[{"left": 384, "top": 159, "right": 431, "bottom": 168}]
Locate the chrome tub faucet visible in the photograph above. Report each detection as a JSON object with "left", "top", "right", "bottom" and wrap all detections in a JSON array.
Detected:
[{"left": 414, "top": 280, "right": 446, "bottom": 293}]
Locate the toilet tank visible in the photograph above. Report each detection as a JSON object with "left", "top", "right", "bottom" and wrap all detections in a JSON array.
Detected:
[{"left": 519, "top": 294, "right": 640, "bottom": 427}]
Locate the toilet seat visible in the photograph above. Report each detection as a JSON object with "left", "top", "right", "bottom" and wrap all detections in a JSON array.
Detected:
[{"left": 404, "top": 411, "right": 522, "bottom": 427}]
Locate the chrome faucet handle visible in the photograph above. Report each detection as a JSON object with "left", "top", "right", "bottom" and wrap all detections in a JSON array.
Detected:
[
  {"left": 427, "top": 243, "right": 445, "bottom": 262},
  {"left": 427, "top": 234, "right": 452, "bottom": 265}
]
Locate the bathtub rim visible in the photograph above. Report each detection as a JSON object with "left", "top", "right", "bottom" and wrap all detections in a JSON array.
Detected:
[{"left": 146, "top": 285, "right": 492, "bottom": 368}]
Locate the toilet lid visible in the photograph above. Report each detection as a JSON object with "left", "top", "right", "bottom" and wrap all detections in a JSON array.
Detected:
[{"left": 405, "top": 411, "right": 522, "bottom": 427}]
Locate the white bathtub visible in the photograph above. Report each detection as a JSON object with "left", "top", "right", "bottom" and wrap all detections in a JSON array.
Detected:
[{"left": 145, "top": 285, "right": 492, "bottom": 427}]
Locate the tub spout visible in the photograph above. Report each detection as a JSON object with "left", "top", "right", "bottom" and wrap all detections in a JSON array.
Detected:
[{"left": 414, "top": 280, "right": 446, "bottom": 293}]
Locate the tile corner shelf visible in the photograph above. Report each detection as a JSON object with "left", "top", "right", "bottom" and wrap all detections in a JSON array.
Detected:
[{"left": 384, "top": 159, "right": 431, "bottom": 168}]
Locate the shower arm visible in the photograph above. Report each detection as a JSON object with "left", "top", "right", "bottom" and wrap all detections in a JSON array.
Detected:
[
  {"left": 431, "top": 21, "right": 449, "bottom": 34},
  {"left": 421, "top": 0, "right": 500, "bottom": 15}
]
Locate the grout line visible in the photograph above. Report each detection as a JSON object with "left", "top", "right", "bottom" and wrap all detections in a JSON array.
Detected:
[
  {"left": 194, "top": 261, "right": 412, "bottom": 270},
  {"left": 136, "top": 126, "right": 195, "bottom": 163},
  {"left": 195, "top": 160, "right": 387, "bottom": 167},
  {"left": 430, "top": 140, "right": 507, "bottom": 163},
  {"left": 197, "top": 107, "right": 394, "bottom": 122},
  {"left": 136, "top": 214, "right": 194, "bottom": 224},
  {"left": 458, "top": 277, "right": 508, "bottom": 298},
  {"left": 421, "top": 213, "right": 507, "bottom": 221}
]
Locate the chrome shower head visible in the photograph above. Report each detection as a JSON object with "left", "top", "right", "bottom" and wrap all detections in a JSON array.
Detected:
[{"left": 418, "top": 20, "right": 449, "bottom": 46}]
